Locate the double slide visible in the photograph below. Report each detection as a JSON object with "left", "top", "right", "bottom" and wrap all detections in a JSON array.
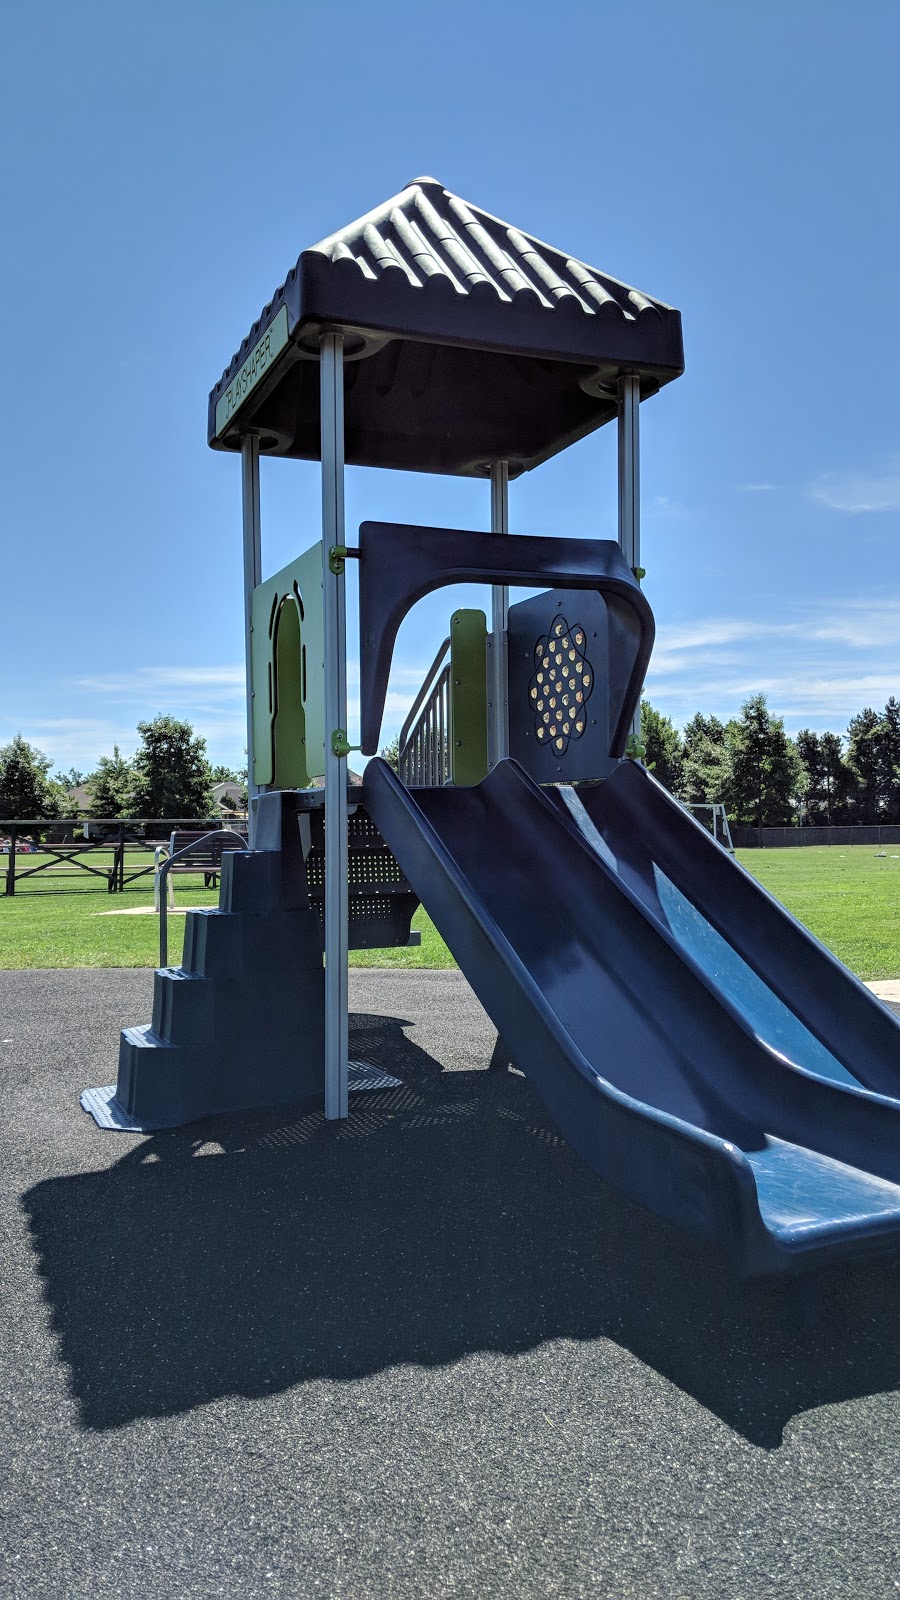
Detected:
[{"left": 363, "top": 757, "right": 900, "bottom": 1276}]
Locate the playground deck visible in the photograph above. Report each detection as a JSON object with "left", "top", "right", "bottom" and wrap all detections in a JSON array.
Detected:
[{"left": 2, "top": 967, "right": 898, "bottom": 1599}]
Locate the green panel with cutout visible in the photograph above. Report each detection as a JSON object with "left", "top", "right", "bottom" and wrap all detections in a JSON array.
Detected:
[
  {"left": 250, "top": 542, "right": 326, "bottom": 789},
  {"left": 450, "top": 608, "right": 488, "bottom": 786}
]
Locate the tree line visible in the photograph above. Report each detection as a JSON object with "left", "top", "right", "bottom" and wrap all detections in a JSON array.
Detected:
[
  {"left": 642, "top": 691, "right": 900, "bottom": 827},
  {"left": 4, "top": 694, "right": 899, "bottom": 829},
  {"left": 0, "top": 716, "right": 246, "bottom": 821}
]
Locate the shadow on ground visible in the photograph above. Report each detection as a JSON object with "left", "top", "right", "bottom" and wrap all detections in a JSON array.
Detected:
[{"left": 24, "top": 1011, "right": 900, "bottom": 1449}]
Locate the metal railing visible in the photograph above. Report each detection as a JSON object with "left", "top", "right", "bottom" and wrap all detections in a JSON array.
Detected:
[
  {"left": 398, "top": 636, "right": 452, "bottom": 787},
  {"left": 157, "top": 829, "right": 247, "bottom": 967}
]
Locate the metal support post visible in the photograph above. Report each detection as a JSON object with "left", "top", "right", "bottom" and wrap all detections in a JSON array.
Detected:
[
  {"left": 241, "top": 433, "right": 262, "bottom": 843},
  {"left": 489, "top": 460, "right": 509, "bottom": 766},
  {"left": 617, "top": 377, "right": 641, "bottom": 741},
  {"left": 321, "top": 333, "right": 349, "bottom": 1121}
]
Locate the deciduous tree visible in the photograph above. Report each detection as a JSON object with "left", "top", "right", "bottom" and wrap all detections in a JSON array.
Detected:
[
  {"left": 639, "top": 701, "right": 683, "bottom": 793},
  {"left": 0, "top": 734, "right": 60, "bottom": 820}
]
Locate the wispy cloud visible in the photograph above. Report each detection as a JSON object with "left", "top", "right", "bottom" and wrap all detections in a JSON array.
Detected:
[
  {"left": 737, "top": 481, "right": 778, "bottom": 493},
  {"left": 649, "top": 618, "right": 792, "bottom": 676},
  {"left": 809, "top": 462, "right": 900, "bottom": 514},
  {"left": 1, "top": 709, "right": 249, "bottom": 771},
  {"left": 60, "top": 658, "right": 434, "bottom": 760},
  {"left": 644, "top": 595, "right": 900, "bottom": 730},
  {"left": 76, "top": 666, "right": 245, "bottom": 697},
  {"left": 644, "top": 494, "right": 688, "bottom": 518}
]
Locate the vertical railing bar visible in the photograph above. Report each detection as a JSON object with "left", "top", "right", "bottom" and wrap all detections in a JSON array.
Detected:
[
  {"left": 443, "top": 665, "right": 450, "bottom": 782},
  {"left": 489, "top": 461, "right": 509, "bottom": 767},
  {"left": 617, "top": 374, "right": 641, "bottom": 741},
  {"left": 241, "top": 434, "right": 263, "bottom": 844},
  {"left": 425, "top": 704, "right": 431, "bottom": 786},
  {"left": 321, "top": 332, "right": 349, "bottom": 1123}
]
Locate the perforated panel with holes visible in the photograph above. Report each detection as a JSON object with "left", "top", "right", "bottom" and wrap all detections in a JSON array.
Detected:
[
  {"left": 528, "top": 614, "right": 593, "bottom": 755},
  {"left": 305, "top": 804, "right": 420, "bottom": 950},
  {"left": 508, "top": 588, "right": 618, "bottom": 783}
]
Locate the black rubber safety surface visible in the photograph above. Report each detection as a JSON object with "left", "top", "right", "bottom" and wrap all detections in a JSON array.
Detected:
[{"left": 1, "top": 968, "right": 898, "bottom": 1599}]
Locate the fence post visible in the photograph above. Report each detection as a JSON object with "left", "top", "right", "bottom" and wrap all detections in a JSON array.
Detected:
[
  {"left": 118, "top": 822, "right": 125, "bottom": 891},
  {"left": 6, "top": 827, "right": 16, "bottom": 896}
]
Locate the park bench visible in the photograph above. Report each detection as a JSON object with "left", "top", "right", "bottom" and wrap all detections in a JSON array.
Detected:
[{"left": 153, "top": 828, "right": 247, "bottom": 909}]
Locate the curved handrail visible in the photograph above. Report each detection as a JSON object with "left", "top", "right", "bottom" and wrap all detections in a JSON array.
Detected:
[{"left": 157, "top": 829, "right": 247, "bottom": 967}]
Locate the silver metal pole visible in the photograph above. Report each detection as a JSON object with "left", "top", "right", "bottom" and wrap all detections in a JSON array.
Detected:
[
  {"left": 321, "top": 333, "right": 348, "bottom": 1122},
  {"left": 489, "top": 460, "right": 509, "bottom": 766},
  {"left": 241, "top": 434, "right": 262, "bottom": 844},
  {"left": 617, "top": 377, "right": 641, "bottom": 738}
]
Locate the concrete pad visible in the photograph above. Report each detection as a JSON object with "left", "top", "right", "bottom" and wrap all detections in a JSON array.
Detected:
[
  {"left": 867, "top": 979, "right": 900, "bottom": 1003},
  {"left": 93, "top": 905, "right": 207, "bottom": 916}
]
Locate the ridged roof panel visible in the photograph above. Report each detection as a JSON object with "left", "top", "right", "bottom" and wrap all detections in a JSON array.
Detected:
[{"left": 308, "top": 177, "right": 671, "bottom": 323}]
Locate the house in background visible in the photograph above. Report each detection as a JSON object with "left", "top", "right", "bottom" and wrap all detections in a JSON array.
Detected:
[
  {"left": 213, "top": 780, "right": 247, "bottom": 820},
  {"left": 68, "top": 784, "right": 93, "bottom": 815}
]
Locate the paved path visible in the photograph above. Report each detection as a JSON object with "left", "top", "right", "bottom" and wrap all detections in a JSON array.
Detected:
[
  {"left": 1, "top": 968, "right": 898, "bottom": 1599},
  {"left": 870, "top": 978, "right": 900, "bottom": 1005}
]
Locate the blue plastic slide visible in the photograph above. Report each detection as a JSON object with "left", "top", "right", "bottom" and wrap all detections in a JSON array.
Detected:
[{"left": 363, "top": 757, "right": 900, "bottom": 1276}]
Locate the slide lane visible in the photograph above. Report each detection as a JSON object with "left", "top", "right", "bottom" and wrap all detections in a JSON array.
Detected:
[
  {"left": 572, "top": 761, "right": 900, "bottom": 1099},
  {"left": 362, "top": 757, "right": 900, "bottom": 1276}
]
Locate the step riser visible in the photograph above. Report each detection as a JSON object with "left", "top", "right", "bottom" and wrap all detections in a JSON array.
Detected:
[
  {"left": 110, "top": 836, "right": 327, "bottom": 1130},
  {"left": 151, "top": 971, "right": 216, "bottom": 1045}
]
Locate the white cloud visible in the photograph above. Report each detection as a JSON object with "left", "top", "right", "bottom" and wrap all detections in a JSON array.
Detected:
[
  {"left": 799, "top": 600, "right": 900, "bottom": 649},
  {"left": 644, "top": 494, "right": 687, "bottom": 518},
  {"left": 643, "top": 594, "right": 900, "bottom": 730},
  {"left": 0, "top": 708, "right": 249, "bottom": 772},
  {"left": 76, "top": 666, "right": 245, "bottom": 697},
  {"left": 809, "top": 464, "right": 900, "bottom": 514},
  {"left": 737, "top": 481, "right": 778, "bottom": 493}
]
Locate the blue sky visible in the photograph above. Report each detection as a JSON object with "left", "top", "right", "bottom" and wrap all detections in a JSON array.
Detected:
[{"left": 2, "top": 0, "right": 898, "bottom": 774}]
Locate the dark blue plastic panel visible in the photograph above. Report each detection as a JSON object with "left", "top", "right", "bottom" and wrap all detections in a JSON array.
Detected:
[
  {"left": 357, "top": 522, "right": 652, "bottom": 755},
  {"left": 507, "top": 589, "right": 620, "bottom": 781}
]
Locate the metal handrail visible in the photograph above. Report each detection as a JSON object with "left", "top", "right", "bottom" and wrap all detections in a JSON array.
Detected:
[
  {"left": 399, "top": 665, "right": 452, "bottom": 787},
  {"left": 157, "top": 829, "right": 247, "bottom": 967},
  {"left": 398, "top": 636, "right": 451, "bottom": 750}
]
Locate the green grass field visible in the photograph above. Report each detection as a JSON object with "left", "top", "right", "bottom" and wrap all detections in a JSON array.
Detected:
[
  {"left": 738, "top": 845, "right": 900, "bottom": 982},
  {"left": 0, "top": 844, "right": 897, "bottom": 979}
]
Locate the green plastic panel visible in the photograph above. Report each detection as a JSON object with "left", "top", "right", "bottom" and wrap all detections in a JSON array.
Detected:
[
  {"left": 250, "top": 543, "right": 325, "bottom": 789},
  {"left": 450, "top": 609, "right": 488, "bottom": 786}
]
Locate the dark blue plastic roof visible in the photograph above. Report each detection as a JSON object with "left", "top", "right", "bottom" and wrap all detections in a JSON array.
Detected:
[{"left": 208, "top": 177, "right": 684, "bottom": 477}]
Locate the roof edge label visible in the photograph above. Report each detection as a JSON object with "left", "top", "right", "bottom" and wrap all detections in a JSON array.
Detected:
[{"left": 215, "top": 305, "right": 290, "bottom": 438}]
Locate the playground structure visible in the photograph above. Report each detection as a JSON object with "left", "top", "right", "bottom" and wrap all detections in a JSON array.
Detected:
[{"left": 84, "top": 178, "right": 900, "bottom": 1276}]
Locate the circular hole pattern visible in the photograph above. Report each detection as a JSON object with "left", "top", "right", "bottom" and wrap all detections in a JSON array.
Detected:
[{"left": 529, "top": 616, "right": 594, "bottom": 754}]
